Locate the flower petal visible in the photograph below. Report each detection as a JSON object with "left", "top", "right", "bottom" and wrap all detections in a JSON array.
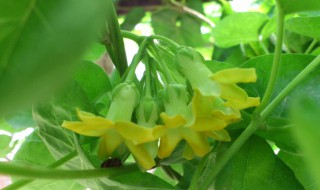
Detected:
[
  {"left": 225, "top": 97, "right": 260, "bottom": 109},
  {"left": 190, "top": 117, "right": 227, "bottom": 131},
  {"left": 219, "top": 83, "right": 248, "bottom": 103},
  {"left": 211, "top": 68, "right": 257, "bottom": 84},
  {"left": 206, "top": 129, "right": 231, "bottom": 141},
  {"left": 125, "top": 141, "right": 156, "bottom": 170},
  {"left": 182, "top": 129, "right": 210, "bottom": 157},
  {"left": 160, "top": 113, "right": 186, "bottom": 128},
  {"left": 115, "top": 121, "right": 158, "bottom": 145},
  {"left": 62, "top": 120, "right": 113, "bottom": 136},
  {"left": 98, "top": 132, "right": 123, "bottom": 158},
  {"left": 158, "top": 129, "right": 182, "bottom": 159}
]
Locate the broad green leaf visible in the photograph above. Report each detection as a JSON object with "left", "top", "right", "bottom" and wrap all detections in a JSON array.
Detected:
[
  {"left": 241, "top": 54, "right": 318, "bottom": 117},
  {"left": 241, "top": 54, "right": 319, "bottom": 153},
  {"left": 14, "top": 130, "right": 55, "bottom": 166},
  {"left": 120, "top": 7, "right": 145, "bottom": 31},
  {"left": 286, "top": 16, "right": 320, "bottom": 40},
  {"left": 205, "top": 60, "right": 235, "bottom": 73},
  {"left": 12, "top": 131, "right": 85, "bottom": 190},
  {"left": 261, "top": 15, "right": 277, "bottom": 40},
  {"left": 199, "top": 136, "right": 303, "bottom": 189},
  {"left": 284, "top": 31, "right": 312, "bottom": 53},
  {"left": 110, "top": 171, "right": 176, "bottom": 190},
  {"left": 33, "top": 82, "right": 92, "bottom": 167},
  {"left": 212, "top": 45, "right": 247, "bottom": 66},
  {"left": 255, "top": 118, "right": 298, "bottom": 153},
  {"left": 0, "top": 0, "right": 107, "bottom": 114},
  {"left": 277, "top": 0, "right": 320, "bottom": 15},
  {"left": 73, "top": 61, "right": 112, "bottom": 103},
  {"left": 15, "top": 180, "right": 85, "bottom": 190},
  {"left": 290, "top": 96, "right": 320, "bottom": 190},
  {"left": 151, "top": 8, "right": 204, "bottom": 47},
  {"left": 212, "top": 12, "right": 268, "bottom": 48},
  {"left": 279, "top": 151, "right": 319, "bottom": 190},
  {"left": 83, "top": 43, "right": 106, "bottom": 62},
  {"left": 0, "top": 134, "right": 12, "bottom": 157},
  {"left": 0, "top": 119, "right": 14, "bottom": 133},
  {"left": 3, "top": 109, "right": 36, "bottom": 131}
]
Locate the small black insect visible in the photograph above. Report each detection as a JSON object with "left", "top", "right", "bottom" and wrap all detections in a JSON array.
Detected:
[{"left": 101, "top": 158, "right": 122, "bottom": 168}]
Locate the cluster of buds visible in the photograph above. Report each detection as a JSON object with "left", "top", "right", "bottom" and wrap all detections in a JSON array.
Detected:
[{"left": 62, "top": 45, "right": 260, "bottom": 170}]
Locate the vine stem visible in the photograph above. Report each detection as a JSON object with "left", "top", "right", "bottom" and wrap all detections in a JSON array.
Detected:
[
  {"left": 3, "top": 151, "right": 77, "bottom": 190},
  {"left": 169, "top": 0, "right": 215, "bottom": 28},
  {"left": 255, "top": 4, "right": 285, "bottom": 114},
  {"left": 305, "top": 39, "right": 318, "bottom": 54},
  {"left": 126, "top": 38, "right": 149, "bottom": 82},
  {"left": 148, "top": 35, "right": 180, "bottom": 49},
  {"left": 198, "top": 121, "right": 261, "bottom": 190},
  {"left": 0, "top": 162, "right": 137, "bottom": 180},
  {"left": 261, "top": 55, "right": 320, "bottom": 120},
  {"left": 105, "top": 0, "right": 128, "bottom": 75}
]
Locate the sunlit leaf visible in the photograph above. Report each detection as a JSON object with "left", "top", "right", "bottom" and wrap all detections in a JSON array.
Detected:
[
  {"left": 286, "top": 16, "right": 320, "bottom": 40},
  {"left": 213, "top": 12, "right": 268, "bottom": 48}
]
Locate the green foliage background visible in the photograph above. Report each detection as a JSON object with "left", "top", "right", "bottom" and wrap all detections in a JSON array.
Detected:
[{"left": 1, "top": 0, "right": 320, "bottom": 189}]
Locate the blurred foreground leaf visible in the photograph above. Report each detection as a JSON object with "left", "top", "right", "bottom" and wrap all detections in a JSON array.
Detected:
[
  {"left": 0, "top": 0, "right": 107, "bottom": 114},
  {"left": 290, "top": 96, "right": 320, "bottom": 190}
]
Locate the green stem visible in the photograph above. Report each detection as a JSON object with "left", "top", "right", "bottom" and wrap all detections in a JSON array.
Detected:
[
  {"left": 149, "top": 35, "right": 180, "bottom": 49},
  {"left": 261, "top": 55, "right": 320, "bottom": 120},
  {"left": 121, "top": 30, "right": 143, "bottom": 43},
  {"left": 161, "top": 165, "right": 182, "bottom": 181},
  {"left": 259, "top": 40, "right": 270, "bottom": 54},
  {"left": 305, "top": 39, "right": 318, "bottom": 54},
  {"left": 126, "top": 38, "right": 149, "bottom": 82},
  {"left": 105, "top": 0, "right": 128, "bottom": 75},
  {"left": 0, "top": 162, "right": 137, "bottom": 180},
  {"left": 169, "top": 0, "right": 215, "bottom": 28},
  {"left": 200, "top": 121, "right": 261, "bottom": 189},
  {"left": 255, "top": 4, "right": 285, "bottom": 114},
  {"left": 148, "top": 44, "right": 175, "bottom": 84},
  {"left": 144, "top": 56, "right": 152, "bottom": 97},
  {"left": 3, "top": 151, "right": 77, "bottom": 190}
]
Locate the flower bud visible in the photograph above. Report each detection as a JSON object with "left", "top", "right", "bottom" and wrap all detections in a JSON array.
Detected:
[
  {"left": 175, "top": 47, "right": 220, "bottom": 97},
  {"left": 107, "top": 82, "right": 140, "bottom": 121}
]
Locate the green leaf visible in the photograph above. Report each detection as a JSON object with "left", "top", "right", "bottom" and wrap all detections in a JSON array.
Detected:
[
  {"left": 212, "top": 45, "right": 247, "bottom": 66},
  {"left": 11, "top": 130, "right": 85, "bottom": 190},
  {"left": 241, "top": 54, "right": 318, "bottom": 117},
  {"left": 120, "top": 7, "right": 145, "bottom": 31},
  {"left": 73, "top": 61, "right": 112, "bottom": 104},
  {"left": 278, "top": 0, "right": 320, "bottom": 15},
  {"left": 200, "top": 136, "right": 303, "bottom": 189},
  {"left": 212, "top": 12, "right": 268, "bottom": 48},
  {"left": 286, "top": 16, "right": 320, "bottom": 40},
  {"left": 241, "top": 54, "right": 319, "bottom": 153},
  {"left": 110, "top": 171, "right": 176, "bottom": 190},
  {"left": 279, "top": 151, "right": 319, "bottom": 190},
  {"left": 290, "top": 96, "right": 320, "bottom": 190},
  {"left": 4, "top": 109, "right": 36, "bottom": 131},
  {"left": 14, "top": 130, "right": 55, "bottom": 166},
  {"left": 14, "top": 180, "right": 85, "bottom": 190},
  {"left": 284, "top": 31, "right": 312, "bottom": 53},
  {"left": 33, "top": 82, "right": 92, "bottom": 164},
  {"left": 151, "top": 8, "right": 204, "bottom": 47},
  {"left": 261, "top": 15, "right": 277, "bottom": 40},
  {"left": 0, "top": 0, "right": 107, "bottom": 114},
  {"left": 83, "top": 43, "right": 106, "bottom": 62},
  {"left": 0, "top": 134, "right": 12, "bottom": 157}
]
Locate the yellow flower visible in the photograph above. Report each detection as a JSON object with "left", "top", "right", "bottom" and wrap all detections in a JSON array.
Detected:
[
  {"left": 155, "top": 84, "right": 211, "bottom": 159},
  {"left": 62, "top": 83, "right": 160, "bottom": 170},
  {"left": 211, "top": 68, "right": 260, "bottom": 109},
  {"left": 155, "top": 113, "right": 210, "bottom": 159}
]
